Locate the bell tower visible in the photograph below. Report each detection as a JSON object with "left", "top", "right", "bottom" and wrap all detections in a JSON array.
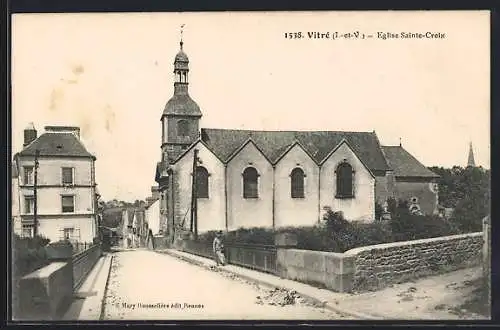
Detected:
[{"left": 160, "top": 26, "right": 202, "bottom": 164}]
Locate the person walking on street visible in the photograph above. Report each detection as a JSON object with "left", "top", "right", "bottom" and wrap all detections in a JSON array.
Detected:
[{"left": 213, "top": 231, "right": 226, "bottom": 266}]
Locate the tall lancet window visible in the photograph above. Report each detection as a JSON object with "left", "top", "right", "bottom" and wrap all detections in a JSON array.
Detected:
[
  {"left": 196, "top": 166, "right": 209, "bottom": 198},
  {"left": 336, "top": 161, "right": 354, "bottom": 198},
  {"left": 290, "top": 168, "right": 305, "bottom": 198},
  {"left": 243, "top": 167, "right": 259, "bottom": 199}
]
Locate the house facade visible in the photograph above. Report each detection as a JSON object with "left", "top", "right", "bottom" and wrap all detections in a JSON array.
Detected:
[
  {"left": 121, "top": 208, "right": 135, "bottom": 248},
  {"left": 12, "top": 164, "right": 22, "bottom": 235},
  {"left": 132, "top": 208, "right": 146, "bottom": 247},
  {"left": 145, "top": 198, "right": 160, "bottom": 236},
  {"left": 154, "top": 39, "right": 440, "bottom": 238},
  {"left": 12, "top": 124, "right": 99, "bottom": 243}
]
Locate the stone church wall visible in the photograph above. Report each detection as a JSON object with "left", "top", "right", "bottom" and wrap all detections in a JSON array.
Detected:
[
  {"left": 173, "top": 142, "right": 226, "bottom": 233},
  {"left": 320, "top": 142, "right": 375, "bottom": 222},
  {"left": 374, "top": 171, "right": 396, "bottom": 204},
  {"left": 274, "top": 144, "right": 320, "bottom": 228},
  {"left": 393, "top": 180, "right": 439, "bottom": 215},
  {"left": 226, "top": 142, "right": 274, "bottom": 230}
]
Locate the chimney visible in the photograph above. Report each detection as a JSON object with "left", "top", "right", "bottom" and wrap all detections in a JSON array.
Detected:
[
  {"left": 23, "top": 122, "right": 37, "bottom": 147},
  {"left": 151, "top": 186, "right": 160, "bottom": 200},
  {"left": 44, "top": 126, "right": 80, "bottom": 139}
]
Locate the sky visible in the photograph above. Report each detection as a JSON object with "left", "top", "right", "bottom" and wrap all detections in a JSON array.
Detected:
[{"left": 11, "top": 11, "right": 490, "bottom": 202}]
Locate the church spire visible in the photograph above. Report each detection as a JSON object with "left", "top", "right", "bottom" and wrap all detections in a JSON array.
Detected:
[
  {"left": 467, "top": 141, "right": 476, "bottom": 167},
  {"left": 173, "top": 24, "right": 189, "bottom": 95}
]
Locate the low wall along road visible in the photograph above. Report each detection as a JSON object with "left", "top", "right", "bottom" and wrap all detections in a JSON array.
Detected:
[{"left": 277, "top": 232, "right": 483, "bottom": 293}]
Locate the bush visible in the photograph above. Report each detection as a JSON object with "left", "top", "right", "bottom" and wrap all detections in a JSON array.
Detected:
[
  {"left": 12, "top": 234, "right": 51, "bottom": 318},
  {"left": 390, "top": 213, "right": 460, "bottom": 241},
  {"left": 225, "top": 227, "right": 275, "bottom": 245},
  {"left": 12, "top": 234, "right": 51, "bottom": 279}
]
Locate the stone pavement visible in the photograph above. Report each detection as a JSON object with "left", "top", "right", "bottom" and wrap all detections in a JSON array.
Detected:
[
  {"left": 158, "top": 249, "right": 487, "bottom": 320},
  {"left": 62, "top": 253, "right": 113, "bottom": 320}
]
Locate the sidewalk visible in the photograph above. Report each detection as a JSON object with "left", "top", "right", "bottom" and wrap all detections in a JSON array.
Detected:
[
  {"left": 62, "top": 253, "right": 114, "bottom": 320},
  {"left": 157, "top": 249, "right": 488, "bottom": 320}
]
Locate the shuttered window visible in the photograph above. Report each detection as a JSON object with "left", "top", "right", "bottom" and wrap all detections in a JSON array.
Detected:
[
  {"left": 24, "top": 166, "right": 34, "bottom": 185},
  {"left": 24, "top": 196, "right": 34, "bottom": 214},
  {"left": 62, "top": 195, "right": 75, "bottom": 213},
  {"left": 62, "top": 167, "right": 74, "bottom": 185}
]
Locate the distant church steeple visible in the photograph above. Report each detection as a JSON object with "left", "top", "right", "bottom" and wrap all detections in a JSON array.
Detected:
[{"left": 467, "top": 142, "right": 476, "bottom": 167}]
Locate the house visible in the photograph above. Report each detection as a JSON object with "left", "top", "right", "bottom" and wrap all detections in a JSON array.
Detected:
[
  {"left": 132, "top": 208, "right": 146, "bottom": 247},
  {"left": 154, "top": 38, "right": 440, "bottom": 237},
  {"left": 121, "top": 208, "right": 135, "bottom": 248},
  {"left": 12, "top": 124, "right": 99, "bottom": 243},
  {"left": 11, "top": 163, "right": 22, "bottom": 235},
  {"left": 145, "top": 198, "right": 160, "bottom": 236}
]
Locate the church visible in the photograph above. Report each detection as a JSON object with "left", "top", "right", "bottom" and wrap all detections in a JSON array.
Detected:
[{"left": 155, "top": 37, "right": 440, "bottom": 236}]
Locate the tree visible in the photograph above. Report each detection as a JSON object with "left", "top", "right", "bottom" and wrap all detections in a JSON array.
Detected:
[{"left": 428, "top": 165, "right": 490, "bottom": 232}]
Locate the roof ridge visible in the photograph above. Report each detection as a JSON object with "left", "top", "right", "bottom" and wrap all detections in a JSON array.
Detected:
[{"left": 202, "top": 127, "right": 377, "bottom": 134}]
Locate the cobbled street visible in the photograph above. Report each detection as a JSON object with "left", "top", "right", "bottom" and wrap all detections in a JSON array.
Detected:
[{"left": 102, "top": 250, "right": 347, "bottom": 320}]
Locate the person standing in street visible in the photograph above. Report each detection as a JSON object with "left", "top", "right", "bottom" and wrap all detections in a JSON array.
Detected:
[{"left": 213, "top": 231, "right": 226, "bottom": 266}]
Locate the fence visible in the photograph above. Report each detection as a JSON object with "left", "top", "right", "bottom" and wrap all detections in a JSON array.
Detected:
[
  {"left": 226, "top": 243, "right": 278, "bottom": 275},
  {"left": 72, "top": 243, "right": 102, "bottom": 290},
  {"left": 182, "top": 240, "right": 214, "bottom": 259},
  {"left": 71, "top": 241, "right": 94, "bottom": 255},
  {"left": 181, "top": 240, "right": 278, "bottom": 275}
]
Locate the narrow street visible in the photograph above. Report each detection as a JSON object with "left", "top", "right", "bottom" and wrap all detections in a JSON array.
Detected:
[{"left": 103, "top": 250, "right": 346, "bottom": 320}]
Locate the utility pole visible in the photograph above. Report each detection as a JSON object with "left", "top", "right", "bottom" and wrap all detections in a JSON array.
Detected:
[
  {"left": 190, "top": 149, "right": 199, "bottom": 239},
  {"left": 33, "top": 149, "right": 40, "bottom": 237}
]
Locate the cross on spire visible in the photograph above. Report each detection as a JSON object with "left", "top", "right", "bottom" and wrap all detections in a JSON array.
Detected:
[{"left": 180, "top": 24, "right": 185, "bottom": 49}]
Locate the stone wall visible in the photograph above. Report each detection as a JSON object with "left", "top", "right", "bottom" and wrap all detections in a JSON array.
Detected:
[
  {"left": 17, "top": 262, "right": 73, "bottom": 320},
  {"left": 277, "top": 232, "right": 482, "bottom": 293},
  {"left": 346, "top": 232, "right": 482, "bottom": 292},
  {"left": 277, "top": 249, "right": 354, "bottom": 292}
]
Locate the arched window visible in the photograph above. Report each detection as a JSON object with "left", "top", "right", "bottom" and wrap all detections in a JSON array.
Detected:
[
  {"left": 290, "top": 168, "right": 305, "bottom": 198},
  {"left": 177, "top": 120, "right": 189, "bottom": 136},
  {"left": 243, "top": 167, "right": 259, "bottom": 199},
  {"left": 196, "top": 166, "right": 209, "bottom": 198},
  {"left": 336, "top": 162, "right": 354, "bottom": 198}
]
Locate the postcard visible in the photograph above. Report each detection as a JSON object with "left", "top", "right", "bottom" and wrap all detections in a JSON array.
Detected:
[{"left": 11, "top": 11, "right": 490, "bottom": 321}]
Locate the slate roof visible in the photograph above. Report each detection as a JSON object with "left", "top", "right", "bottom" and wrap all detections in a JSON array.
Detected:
[
  {"left": 16, "top": 132, "right": 95, "bottom": 159},
  {"left": 175, "top": 49, "right": 189, "bottom": 62},
  {"left": 381, "top": 146, "right": 439, "bottom": 178},
  {"left": 199, "top": 128, "right": 391, "bottom": 171},
  {"left": 163, "top": 93, "right": 202, "bottom": 117}
]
